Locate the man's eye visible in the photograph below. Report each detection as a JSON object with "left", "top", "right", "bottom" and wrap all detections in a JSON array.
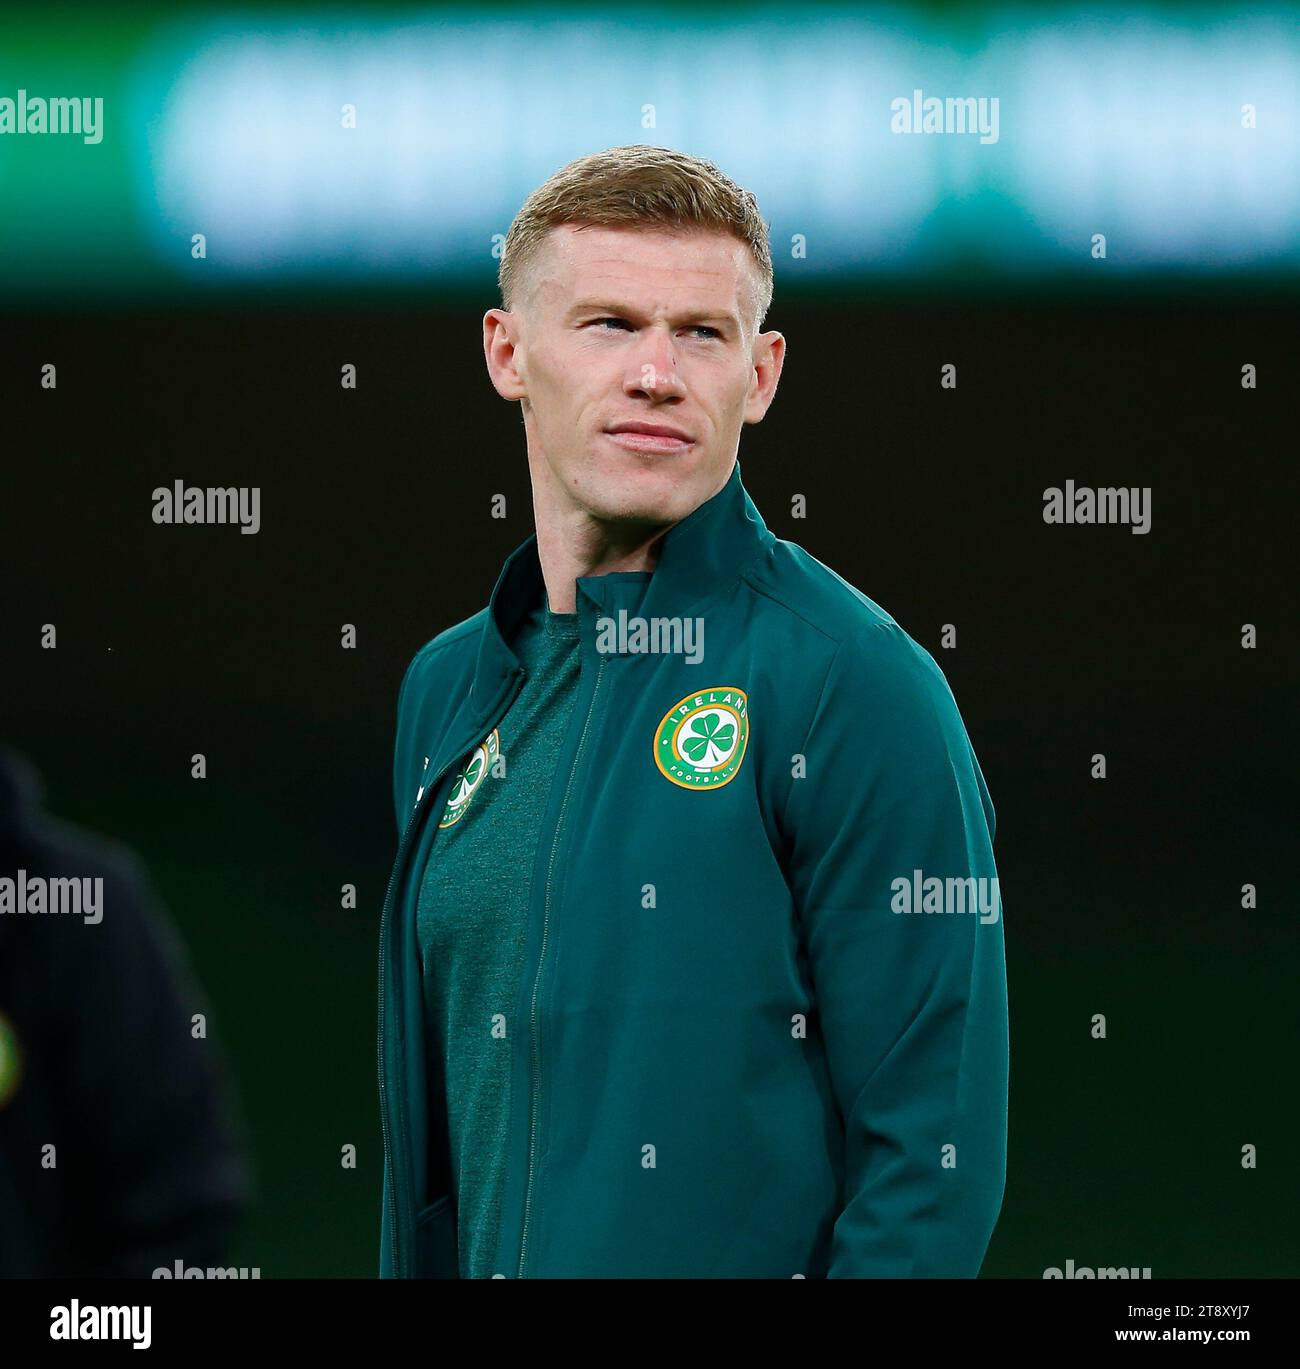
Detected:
[{"left": 589, "top": 319, "right": 719, "bottom": 339}]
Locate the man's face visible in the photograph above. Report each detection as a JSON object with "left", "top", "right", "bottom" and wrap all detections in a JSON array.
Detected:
[{"left": 484, "top": 223, "right": 784, "bottom": 530}]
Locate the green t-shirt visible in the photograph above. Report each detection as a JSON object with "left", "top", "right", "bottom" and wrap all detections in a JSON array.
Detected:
[{"left": 415, "top": 592, "right": 581, "bottom": 1277}]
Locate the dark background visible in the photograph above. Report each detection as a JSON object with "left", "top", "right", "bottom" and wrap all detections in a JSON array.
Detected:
[{"left": 3, "top": 294, "right": 1295, "bottom": 1275}]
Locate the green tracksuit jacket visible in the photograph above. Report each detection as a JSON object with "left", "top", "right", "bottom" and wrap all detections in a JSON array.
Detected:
[{"left": 378, "top": 459, "right": 1008, "bottom": 1278}]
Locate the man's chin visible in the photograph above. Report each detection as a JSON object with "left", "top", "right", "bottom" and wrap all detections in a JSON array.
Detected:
[{"left": 582, "top": 456, "right": 703, "bottom": 524}]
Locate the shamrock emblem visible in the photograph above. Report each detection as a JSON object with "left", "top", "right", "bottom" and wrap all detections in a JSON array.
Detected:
[
  {"left": 682, "top": 711, "right": 735, "bottom": 768},
  {"left": 449, "top": 752, "right": 485, "bottom": 805}
]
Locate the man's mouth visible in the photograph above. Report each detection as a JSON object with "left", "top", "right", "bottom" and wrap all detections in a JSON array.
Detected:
[{"left": 603, "top": 422, "right": 695, "bottom": 454}]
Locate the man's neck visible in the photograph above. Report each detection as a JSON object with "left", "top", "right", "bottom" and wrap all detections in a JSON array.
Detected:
[{"left": 534, "top": 509, "right": 669, "bottom": 614}]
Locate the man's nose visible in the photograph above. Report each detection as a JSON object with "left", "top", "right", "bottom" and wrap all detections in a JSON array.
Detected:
[{"left": 625, "top": 329, "right": 686, "bottom": 399}]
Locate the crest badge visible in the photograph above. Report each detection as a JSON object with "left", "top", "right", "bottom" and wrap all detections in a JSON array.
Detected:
[
  {"left": 653, "top": 687, "right": 749, "bottom": 790},
  {"left": 438, "top": 728, "right": 501, "bottom": 827}
]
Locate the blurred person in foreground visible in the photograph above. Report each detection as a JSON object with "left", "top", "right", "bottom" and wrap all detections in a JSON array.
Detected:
[{"left": 0, "top": 745, "right": 248, "bottom": 1277}]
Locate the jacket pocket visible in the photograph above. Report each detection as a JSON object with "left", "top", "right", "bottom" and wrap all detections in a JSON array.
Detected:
[{"left": 414, "top": 1193, "right": 459, "bottom": 1279}]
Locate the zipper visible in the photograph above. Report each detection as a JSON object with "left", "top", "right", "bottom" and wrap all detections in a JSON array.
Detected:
[
  {"left": 378, "top": 777, "right": 436, "bottom": 1279},
  {"left": 378, "top": 666, "right": 527, "bottom": 1277},
  {"left": 516, "top": 652, "right": 609, "bottom": 1278}
]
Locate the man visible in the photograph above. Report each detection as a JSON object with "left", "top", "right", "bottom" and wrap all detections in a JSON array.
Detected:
[
  {"left": 0, "top": 745, "right": 248, "bottom": 1277},
  {"left": 379, "top": 145, "right": 1008, "bottom": 1279}
]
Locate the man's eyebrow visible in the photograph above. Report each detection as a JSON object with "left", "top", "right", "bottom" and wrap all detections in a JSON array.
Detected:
[{"left": 566, "top": 300, "right": 740, "bottom": 330}]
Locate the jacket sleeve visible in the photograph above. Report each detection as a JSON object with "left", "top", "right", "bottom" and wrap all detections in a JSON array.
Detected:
[{"left": 781, "top": 619, "right": 1008, "bottom": 1278}]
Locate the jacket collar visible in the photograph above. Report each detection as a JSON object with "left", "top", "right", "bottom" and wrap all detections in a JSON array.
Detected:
[{"left": 470, "top": 458, "right": 772, "bottom": 714}]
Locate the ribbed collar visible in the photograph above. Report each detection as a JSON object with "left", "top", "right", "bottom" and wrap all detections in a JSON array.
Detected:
[{"left": 469, "top": 458, "right": 772, "bottom": 714}]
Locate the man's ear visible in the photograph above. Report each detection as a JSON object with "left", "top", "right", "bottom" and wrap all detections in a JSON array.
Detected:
[
  {"left": 483, "top": 308, "right": 527, "bottom": 401},
  {"left": 743, "top": 330, "right": 786, "bottom": 424}
]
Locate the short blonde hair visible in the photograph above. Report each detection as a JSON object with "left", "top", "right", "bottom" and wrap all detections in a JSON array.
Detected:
[{"left": 499, "top": 144, "right": 774, "bottom": 336}]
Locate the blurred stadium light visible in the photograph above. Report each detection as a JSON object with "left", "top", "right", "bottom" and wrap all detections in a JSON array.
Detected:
[{"left": 0, "top": 3, "right": 1295, "bottom": 301}]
